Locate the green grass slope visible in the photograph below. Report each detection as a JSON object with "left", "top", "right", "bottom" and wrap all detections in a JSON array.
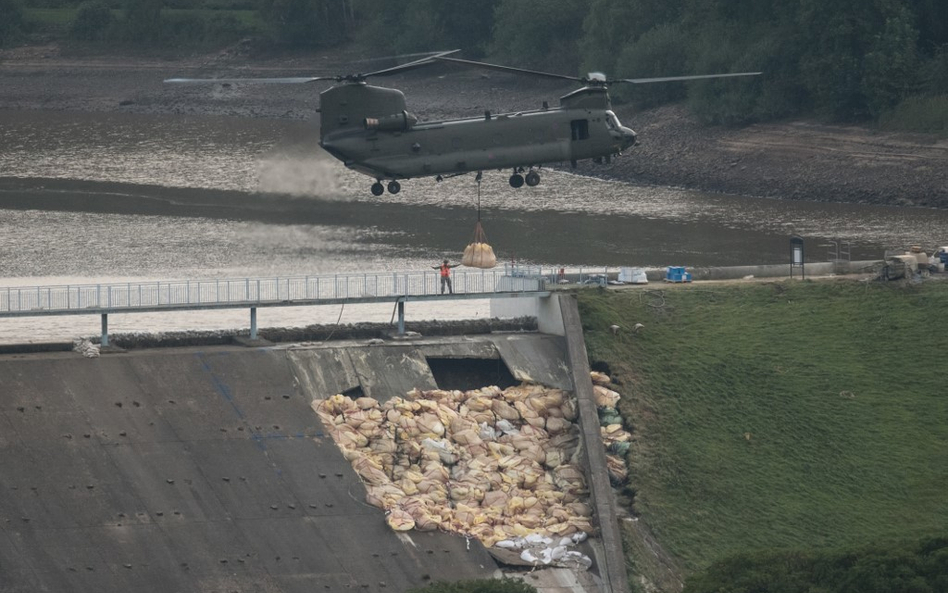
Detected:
[{"left": 577, "top": 279, "right": 948, "bottom": 575}]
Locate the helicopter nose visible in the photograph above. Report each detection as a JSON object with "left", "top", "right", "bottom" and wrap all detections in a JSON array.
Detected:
[{"left": 621, "top": 127, "right": 637, "bottom": 149}]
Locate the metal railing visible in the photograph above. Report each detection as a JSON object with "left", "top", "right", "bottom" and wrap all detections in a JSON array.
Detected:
[{"left": 0, "top": 267, "right": 547, "bottom": 316}]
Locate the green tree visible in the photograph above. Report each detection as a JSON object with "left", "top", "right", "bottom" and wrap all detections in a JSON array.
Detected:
[
  {"left": 263, "top": 0, "right": 320, "bottom": 45},
  {"left": 797, "top": 0, "right": 915, "bottom": 120},
  {"left": 490, "top": 0, "right": 590, "bottom": 72},
  {"left": 580, "top": 0, "right": 684, "bottom": 76},
  {"left": 911, "top": 0, "right": 948, "bottom": 53},
  {"left": 920, "top": 45, "right": 948, "bottom": 94},
  {"left": 123, "top": 0, "right": 164, "bottom": 43},
  {"left": 862, "top": 6, "right": 919, "bottom": 117},
  {"left": 0, "top": 0, "right": 26, "bottom": 47},
  {"left": 262, "top": 0, "right": 350, "bottom": 46},
  {"left": 355, "top": 0, "right": 497, "bottom": 57},
  {"left": 612, "top": 23, "right": 691, "bottom": 108},
  {"left": 69, "top": 0, "right": 114, "bottom": 42}
]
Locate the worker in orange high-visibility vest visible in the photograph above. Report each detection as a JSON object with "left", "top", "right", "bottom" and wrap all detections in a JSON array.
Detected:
[{"left": 433, "top": 259, "right": 460, "bottom": 294}]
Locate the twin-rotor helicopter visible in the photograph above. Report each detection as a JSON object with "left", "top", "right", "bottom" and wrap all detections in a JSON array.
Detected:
[{"left": 166, "top": 50, "right": 760, "bottom": 196}]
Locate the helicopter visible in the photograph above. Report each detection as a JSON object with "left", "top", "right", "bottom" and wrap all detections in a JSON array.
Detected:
[{"left": 166, "top": 51, "right": 760, "bottom": 196}]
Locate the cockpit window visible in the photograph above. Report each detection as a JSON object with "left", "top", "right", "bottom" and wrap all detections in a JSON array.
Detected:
[{"left": 605, "top": 111, "right": 621, "bottom": 130}]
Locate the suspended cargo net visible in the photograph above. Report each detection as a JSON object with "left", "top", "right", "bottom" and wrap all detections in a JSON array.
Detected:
[
  {"left": 461, "top": 220, "right": 497, "bottom": 269},
  {"left": 461, "top": 178, "right": 497, "bottom": 269}
]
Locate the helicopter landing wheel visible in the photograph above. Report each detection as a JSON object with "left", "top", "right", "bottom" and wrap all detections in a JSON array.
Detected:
[
  {"left": 371, "top": 182, "right": 385, "bottom": 196},
  {"left": 509, "top": 173, "right": 525, "bottom": 188},
  {"left": 387, "top": 180, "right": 401, "bottom": 194},
  {"left": 525, "top": 171, "right": 540, "bottom": 186}
]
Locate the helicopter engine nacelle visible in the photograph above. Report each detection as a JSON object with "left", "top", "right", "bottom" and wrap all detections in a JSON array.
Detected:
[{"left": 364, "top": 110, "right": 417, "bottom": 132}]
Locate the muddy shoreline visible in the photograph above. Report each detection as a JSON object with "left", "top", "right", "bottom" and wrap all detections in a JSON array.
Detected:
[{"left": 2, "top": 43, "right": 946, "bottom": 209}]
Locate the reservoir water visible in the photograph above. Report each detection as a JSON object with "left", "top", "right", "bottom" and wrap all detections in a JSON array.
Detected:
[{"left": 2, "top": 109, "right": 945, "bottom": 342}]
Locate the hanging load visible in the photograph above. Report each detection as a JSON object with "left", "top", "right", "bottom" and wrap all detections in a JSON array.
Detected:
[{"left": 461, "top": 220, "right": 497, "bottom": 269}]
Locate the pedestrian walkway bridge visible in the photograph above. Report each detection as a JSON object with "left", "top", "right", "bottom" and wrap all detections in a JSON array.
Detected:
[{"left": 0, "top": 267, "right": 549, "bottom": 344}]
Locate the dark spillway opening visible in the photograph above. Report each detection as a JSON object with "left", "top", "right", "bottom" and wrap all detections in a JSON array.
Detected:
[
  {"left": 341, "top": 385, "right": 365, "bottom": 399},
  {"left": 427, "top": 357, "right": 518, "bottom": 392}
]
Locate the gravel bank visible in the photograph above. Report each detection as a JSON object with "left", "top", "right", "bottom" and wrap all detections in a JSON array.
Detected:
[{"left": 2, "top": 43, "right": 946, "bottom": 208}]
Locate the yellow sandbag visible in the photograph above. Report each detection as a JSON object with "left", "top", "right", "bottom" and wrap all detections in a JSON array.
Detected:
[
  {"left": 415, "top": 512, "right": 441, "bottom": 532},
  {"left": 594, "top": 385, "right": 621, "bottom": 408},
  {"left": 520, "top": 446, "right": 546, "bottom": 465},
  {"left": 545, "top": 417, "right": 571, "bottom": 436},
  {"left": 590, "top": 371, "right": 612, "bottom": 386},
  {"left": 355, "top": 397, "right": 379, "bottom": 410},
  {"left": 453, "top": 428, "right": 483, "bottom": 446},
  {"left": 416, "top": 413, "right": 445, "bottom": 437},
  {"left": 606, "top": 454, "right": 629, "bottom": 484},
  {"left": 482, "top": 490, "right": 509, "bottom": 508},
  {"left": 601, "top": 424, "right": 632, "bottom": 442},
  {"left": 543, "top": 449, "right": 565, "bottom": 469},
  {"left": 491, "top": 399, "right": 520, "bottom": 421},
  {"left": 465, "top": 395, "right": 494, "bottom": 413},
  {"left": 386, "top": 508, "right": 415, "bottom": 531}
]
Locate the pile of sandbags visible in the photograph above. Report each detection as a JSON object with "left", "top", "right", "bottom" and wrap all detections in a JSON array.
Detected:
[
  {"left": 590, "top": 371, "right": 633, "bottom": 486},
  {"left": 314, "top": 383, "right": 592, "bottom": 547},
  {"left": 461, "top": 220, "right": 497, "bottom": 269}
]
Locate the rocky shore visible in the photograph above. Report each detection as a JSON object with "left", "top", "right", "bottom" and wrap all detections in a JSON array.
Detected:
[{"left": 2, "top": 43, "right": 946, "bottom": 208}]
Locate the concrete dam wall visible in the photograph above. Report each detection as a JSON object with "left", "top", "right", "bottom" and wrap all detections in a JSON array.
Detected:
[{"left": 0, "top": 295, "right": 629, "bottom": 593}]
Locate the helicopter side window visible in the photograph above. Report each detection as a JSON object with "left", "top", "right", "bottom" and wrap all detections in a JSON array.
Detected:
[{"left": 570, "top": 119, "right": 589, "bottom": 141}]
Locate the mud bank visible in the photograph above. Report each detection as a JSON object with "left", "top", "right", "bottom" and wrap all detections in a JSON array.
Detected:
[{"left": 1, "top": 43, "right": 946, "bottom": 208}]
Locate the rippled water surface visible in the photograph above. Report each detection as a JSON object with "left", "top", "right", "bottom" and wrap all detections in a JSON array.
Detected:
[{"left": 2, "top": 109, "right": 946, "bottom": 342}]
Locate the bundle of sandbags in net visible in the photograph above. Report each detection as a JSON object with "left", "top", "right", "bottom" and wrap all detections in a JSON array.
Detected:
[{"left": 461, "top": 220, "right": 497, "bottom": 269}]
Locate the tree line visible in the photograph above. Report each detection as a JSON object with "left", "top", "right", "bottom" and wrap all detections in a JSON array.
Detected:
[
  {"left": 3, "top": 0, "right": 946, "bottom": 129},
  {"left": 683, "top": 536, "right": 948, "bottom": 593}
]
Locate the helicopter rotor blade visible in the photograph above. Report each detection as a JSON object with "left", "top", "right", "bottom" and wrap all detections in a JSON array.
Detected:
[
  {"left": 612, "top": 72, "right": 761, "bottom": 84},
  {"left": 434, "top": 56, "right": 582, "bottom": 83},
  {"left": 164, "top": 50, "right": 460, "bottom": 85},
  {"left": 163, "top": 76, "right": 338, "bottom": 84},
  {"left": 353, "top": 50, "right": 463, "bottom": 64},
  {"left": 360, "top": 49, "right": 461, "bottom": 78}
]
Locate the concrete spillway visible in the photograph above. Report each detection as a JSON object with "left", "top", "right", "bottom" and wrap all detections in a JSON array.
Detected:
[{"left": 0, "top": 295, "right": 628, "bottom": 593}]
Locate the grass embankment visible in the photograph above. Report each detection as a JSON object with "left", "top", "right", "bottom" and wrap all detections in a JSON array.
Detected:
[{"left": 577, "top": 279, "right": 948, "bottom": 578}]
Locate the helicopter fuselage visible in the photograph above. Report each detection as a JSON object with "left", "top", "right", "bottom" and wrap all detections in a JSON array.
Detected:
[
  {"left": 166, "top": 52, "right": 757, "bottom": 195},
  {"left": 317, "top": 83, "right": 637, "bottom": 182}
]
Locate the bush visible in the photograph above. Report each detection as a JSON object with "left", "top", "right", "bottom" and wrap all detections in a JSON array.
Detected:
[
  {"left": 878, "top": 94, "right": 948, "bottom": 135},
  {"left": 159, "top": 11, "right": 252, "bottom": 48},
  {"left": 68, "top": 0, "right": 113, "bottom": 41}
]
